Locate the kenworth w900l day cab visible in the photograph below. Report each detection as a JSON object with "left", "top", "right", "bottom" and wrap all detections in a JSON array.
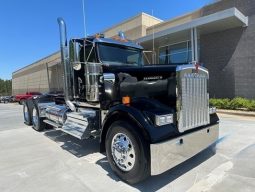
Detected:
[{"left": 23, "top": 18, "right": 219, "bottom": 184}]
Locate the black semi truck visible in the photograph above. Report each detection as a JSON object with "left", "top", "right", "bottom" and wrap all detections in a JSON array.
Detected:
[{"left": 23, "top": 18, "right": 219, "bottom": 184}]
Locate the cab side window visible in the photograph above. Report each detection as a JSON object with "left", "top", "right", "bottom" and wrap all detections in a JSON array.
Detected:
[{"left": 85, "top": 46, "right": 96, "bottom": 62}]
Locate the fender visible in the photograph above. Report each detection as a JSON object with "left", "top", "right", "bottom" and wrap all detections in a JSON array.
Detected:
[{"left": 100, "top": 98, "right": 178, "bottom": 153}]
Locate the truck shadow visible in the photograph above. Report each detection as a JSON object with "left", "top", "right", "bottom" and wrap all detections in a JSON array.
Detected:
[
  {"left": 43, "top": 128, "right": 100, "bottom": 158},
  {"left": 96, "top": 146, "right": 216, "bottom": 192},
  {"left": 43, "top": 128, "right": 216, "bottom": 191}
]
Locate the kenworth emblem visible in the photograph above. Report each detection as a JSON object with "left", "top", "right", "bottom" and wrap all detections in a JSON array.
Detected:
[{"left": 143, "top": 76, "right": 163, "bottom": 80}]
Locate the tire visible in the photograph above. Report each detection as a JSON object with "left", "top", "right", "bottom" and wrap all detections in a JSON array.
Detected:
[
  {"left": 31, "top": 104, "right": 46, "bottom": 131},
  {"left": 23, "top": 102, "right": 32, "bottom": 125},
  {"left": 19, "top": 99, "right": 25, "bottom": 105},
  {"left": 210, "top": 143, "right": 217, "bottom": 154},
  {"left": 105, "top": 121, "right": 150, "bottom": 184}
]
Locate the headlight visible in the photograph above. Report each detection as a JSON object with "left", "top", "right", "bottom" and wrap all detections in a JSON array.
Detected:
[
  {"left": 155, "top": 114, "right": 173, "bottom": 126},
  {"left": 209, "top": 107, "right": 217, "bottom": 114}
]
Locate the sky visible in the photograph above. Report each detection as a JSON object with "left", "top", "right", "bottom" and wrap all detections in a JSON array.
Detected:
[{"left": 0, "top": 0, "right": 213, "bottom": 80}]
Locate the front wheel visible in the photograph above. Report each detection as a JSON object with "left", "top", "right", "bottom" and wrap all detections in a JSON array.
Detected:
[
  {"left": 31, "top": 104, "right": 46, "bottom": 131},
  {"left": 105, "top": 121, "right": 150, "bottom": 184}
]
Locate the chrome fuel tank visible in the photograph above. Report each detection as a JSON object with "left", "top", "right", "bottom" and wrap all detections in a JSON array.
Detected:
[{"left": 45, "top": 105, "right": 70, "bottom": 125}]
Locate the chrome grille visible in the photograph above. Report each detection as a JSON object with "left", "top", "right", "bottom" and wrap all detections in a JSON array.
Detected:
[{"left": 177, "top": 65, "right": 210, "bottom": 132}]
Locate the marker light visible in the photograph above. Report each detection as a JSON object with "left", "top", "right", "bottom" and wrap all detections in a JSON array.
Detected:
[{"left": 122, "top": 96, "right": 130, "bottom": 105}]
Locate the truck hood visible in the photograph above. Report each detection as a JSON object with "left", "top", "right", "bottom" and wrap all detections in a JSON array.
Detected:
[
  {"left": 102, "top": 65, "right": 178, "bottom": 108},
  {"left": 103, "top": 65, "right": 176, "bottom": 81}
]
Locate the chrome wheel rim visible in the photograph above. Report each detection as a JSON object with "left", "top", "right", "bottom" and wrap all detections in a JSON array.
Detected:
[
  {"left": 24, "top": 105, "right": 29, "bottom": 122},
  {"left": 32, "top": 108, "right": 38, "bottom": 127},
  {"left": 111, "top": 133, "right": 135, "bottom": 172}
]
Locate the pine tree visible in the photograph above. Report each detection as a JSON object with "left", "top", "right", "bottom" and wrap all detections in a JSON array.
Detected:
[{"left": 0, "top": 78, "right": 12, "bottom": 96}]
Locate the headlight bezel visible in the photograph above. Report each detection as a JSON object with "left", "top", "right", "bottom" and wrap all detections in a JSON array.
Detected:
[
  {"left": 209, "top": 106, "right": 217, "bottom": 114},
  {"left": 155, "top": 114, "right": 174, "bottom": 127}
]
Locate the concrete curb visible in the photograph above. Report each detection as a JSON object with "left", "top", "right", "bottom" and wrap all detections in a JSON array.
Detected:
[{"left": 217, "top": 109, "right": 255, "bottom": 117}]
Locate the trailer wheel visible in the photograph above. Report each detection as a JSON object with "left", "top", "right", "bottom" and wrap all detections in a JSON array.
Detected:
[
  {"left": 23, "top": 102, "right": 32, "bottom": 125},
  {"left": 31, "top": 104, "right": 45, "bottom": 131},
  {"left": 105, "top": 121, "right": 150, "bottom": 184}
]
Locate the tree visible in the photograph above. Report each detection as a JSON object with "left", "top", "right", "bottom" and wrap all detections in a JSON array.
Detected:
[{"left": 0, "top": 78, "right": 12, "bottom": 96}]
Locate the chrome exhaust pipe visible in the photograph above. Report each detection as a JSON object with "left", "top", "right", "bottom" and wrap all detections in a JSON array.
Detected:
[{"left": 57, "top": 17, "right": 75, "bottom": 111}]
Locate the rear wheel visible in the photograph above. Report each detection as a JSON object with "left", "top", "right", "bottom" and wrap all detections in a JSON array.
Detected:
[
  {"left": 105, "top": 121, "right": 150, "bottom": 184},
  {"left": 23, "top": 102, "right": 32, "bottom": 125},
  {"left": 32, "top": 104, "right": 46, "bottom": 131},
  {"left": 19, "top": 99, "right": 25, "bottom": 105}
]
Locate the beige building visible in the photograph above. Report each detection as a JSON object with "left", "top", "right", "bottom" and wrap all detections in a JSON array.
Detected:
[
  {"left": 13, "top": 0, "right": 254, "bottom": 98},
  {"left": 12, "top": 52, "right": 62, "bottom": 95},
  {"left": 103, "top": 12, "right": 162, "bottom": 40}
]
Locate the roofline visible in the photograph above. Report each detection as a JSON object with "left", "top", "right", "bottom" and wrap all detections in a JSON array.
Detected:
[
  {"left": 141, "top": 12, "right": 163, "bottom": 22},
  {"left": 12, "top": 51, "right": 60, "bottom": 75},
  {"left": 102, "top": 12, "right": 163, "bottom": 33},
  {"left": 146, "top": 9, "right": 201, "bottom": 30},
  {"left": 146, "top": 0, "right": 227, "bottom": 31},
  {"left": 137, "top": 8, "right": 248, "bottom": 43}
]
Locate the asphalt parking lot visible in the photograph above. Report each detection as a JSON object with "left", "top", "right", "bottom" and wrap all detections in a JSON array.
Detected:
[{"left": 0, "top": 103, "right": 255, "bottom": 192}]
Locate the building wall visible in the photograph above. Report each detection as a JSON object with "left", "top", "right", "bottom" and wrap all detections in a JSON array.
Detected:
[
  {"left": 12, "top": 52, "right": 63, "bottom": 95},
  {"left": 200, "top": 0, "right": 255, "bottom": 98},
  {"left": 103, "top": 12, "right": 162, "bottom": 40}
]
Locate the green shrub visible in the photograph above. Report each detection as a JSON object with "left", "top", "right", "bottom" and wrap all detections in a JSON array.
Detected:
[
  {"left": 209, "top": 98, "right": 230, "bottom": 109},
  {"left": 229, "top": 97, "right": 249, "bottom": 110},
  {"left": 209, "top": 97, "right": 255, "bottom": 111},
  {"left": 246, "top": 100, "right": 255, "bottom": 111}
]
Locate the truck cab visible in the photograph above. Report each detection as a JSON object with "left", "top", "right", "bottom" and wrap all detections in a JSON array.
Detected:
[{"left": 23, "top": 18, "right": 219, "bottom": 184}]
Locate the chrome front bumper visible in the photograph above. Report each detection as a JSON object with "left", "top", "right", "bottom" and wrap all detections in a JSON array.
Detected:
[{"left": 150, "top": 123, "right": 219, "bottom": 175}]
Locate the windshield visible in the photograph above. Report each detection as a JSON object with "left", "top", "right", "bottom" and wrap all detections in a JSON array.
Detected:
[{"left": 98, "top": 43, "right": 143, "bottom": 66}]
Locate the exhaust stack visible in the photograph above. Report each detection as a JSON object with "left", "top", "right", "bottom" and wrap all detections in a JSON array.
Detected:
[{"left": 57, "top": 17, "right": 75, "bottom": 111}]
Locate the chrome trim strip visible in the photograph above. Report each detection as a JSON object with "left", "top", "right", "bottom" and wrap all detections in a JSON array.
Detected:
[
  {"left": 150, "top": 123, "right": 219, "bottom": 175},
  {"left": 176, "top": 64, "right": 208, "bottom": 74},
  {"left": 75, "top": 101, "right": 100, "bottom": 108}
]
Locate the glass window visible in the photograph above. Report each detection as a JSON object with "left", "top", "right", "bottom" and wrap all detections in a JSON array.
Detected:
[
  {"left": 158, "top": 41, "right": 193, "bottom": 65},
  {"left": 85, "top": 46, "right": 96, "bottom": 62},
  {"left": 98, "top": 43, "right": 143, "bottom": 66},
  {"left": 169, "top": 42, "right": 188, "bottom": 55},
  {"left": 159, "top": 46, "right": 169, "bottom": 65},
  {"left": 169, "top": 52, "right": 189, "bottom": 64}
]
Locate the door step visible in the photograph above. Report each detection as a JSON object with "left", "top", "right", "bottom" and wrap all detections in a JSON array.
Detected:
[
  {"left": 62, "top": 109, "right": 99, "bottom": 140},
  {"left": 43, "top": 119, "right": 61, "bottom": 128}
]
